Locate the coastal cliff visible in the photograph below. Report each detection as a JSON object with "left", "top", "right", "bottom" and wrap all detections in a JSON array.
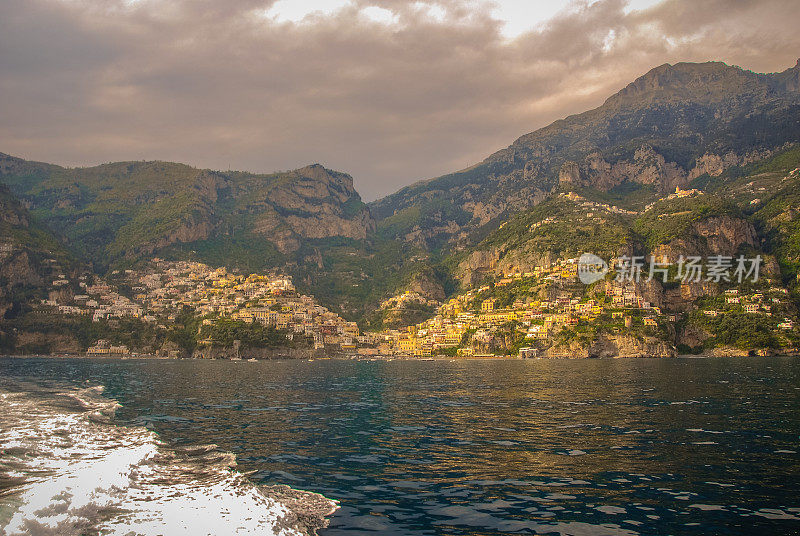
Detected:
[{"left": 543, "top": 334, "right": 676, "bottom": 359}]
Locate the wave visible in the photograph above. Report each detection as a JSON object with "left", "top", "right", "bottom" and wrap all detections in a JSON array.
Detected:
[{"left": 0, "top": 381, "right": 338, "bottom": 536}]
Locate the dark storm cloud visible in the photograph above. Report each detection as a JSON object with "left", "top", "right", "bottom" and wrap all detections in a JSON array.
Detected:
[{"left": 1, "top": 0, "right": 798, "bottom": 200}]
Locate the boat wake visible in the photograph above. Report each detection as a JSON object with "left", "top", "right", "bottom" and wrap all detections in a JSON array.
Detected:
[{"left": 0, "top": 380, "right": 338, "bottom": 536}]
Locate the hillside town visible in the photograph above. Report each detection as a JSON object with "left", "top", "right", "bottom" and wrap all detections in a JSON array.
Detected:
[
  {"left": 366, "top": 256, "right": 798, "bottom": 358},
  {"left": 31, "top": 252, "right": 798, "bottom": 359},
  {"left": 37, "top": 259, "right": 360, "bottom": 355}
]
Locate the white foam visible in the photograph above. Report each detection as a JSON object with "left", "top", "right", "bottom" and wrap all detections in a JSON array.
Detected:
[{"left": 0, "top": 384, "right": 338, "bottom": 536}]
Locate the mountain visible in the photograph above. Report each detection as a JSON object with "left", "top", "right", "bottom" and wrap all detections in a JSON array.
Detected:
[
  {"left": 369, "top": 60, "right": 800, "bottom": 250},
  {"left": 1, "top": 59, "right": 799, "bottom": 339},
  {"left": 432, "top": 145, "right": 800, "bottom": 356},
  {"left": 0, "top": 156, "right": 374, "bottom": 271}
]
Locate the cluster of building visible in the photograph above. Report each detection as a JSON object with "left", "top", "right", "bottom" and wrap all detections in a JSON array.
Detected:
[
  {"left": 370, "top": 251, "right": 800, "bottom": 357},
  {"left": 365, "top": 259, "right": 672, "bottom": 357},
  {"left": 557, "top": 187, "right": 702, "bottom": 220},
  {"left": 380, "top": 291, "right": 440, "bottom": 310},
  {"left": 36, "top": 252, "right": 796, "bottom": 358},
  {"left": 120, "top": 259, "right": 295, "bottom": 316},
  {"left": 87, "top": 339, "right": 131, "bottom": 356},
  {"left": 114, "top": 260, "right": 361, "bottom": 351},
  {"left": 40, "top": 270, "right": 143, "bottom": 322},
  {"left": 702, "top": 288, "right": 793, "bottom": 328},
  {"left": 560, "top": 192, "right": 639, "bottom": 215},
  {"left": 36, "top": 259, "right": 363, "bottom": 352},
  {"left": 0, "top": 242, "right": 15, "bottom": 260},
  {"left": 643, "top": 186, "right": 703, "bottom": 211}
]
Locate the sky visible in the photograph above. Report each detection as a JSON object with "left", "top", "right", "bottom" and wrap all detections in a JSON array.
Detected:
[{"left": 1, "top": 0, "right": 798, "bottom": 200}]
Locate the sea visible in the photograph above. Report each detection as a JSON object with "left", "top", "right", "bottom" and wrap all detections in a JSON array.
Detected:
[{"left": 0, "top": 356, "right": 799, "bottom": 535}]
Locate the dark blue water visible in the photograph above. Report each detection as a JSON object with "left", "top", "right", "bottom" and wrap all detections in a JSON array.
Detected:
[{"left": 2, "top": 356, "right": 799, "bottom": 535}]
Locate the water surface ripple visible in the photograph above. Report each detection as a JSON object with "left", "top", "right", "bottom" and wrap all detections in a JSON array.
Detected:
[{"left": 2, "top": 357, "right": 799, "bottom": 535}]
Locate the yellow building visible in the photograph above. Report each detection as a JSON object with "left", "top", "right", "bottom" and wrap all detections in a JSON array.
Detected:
[
  {"left": 397, "top": 338, "right": 416, "bottom": 354},
  {"left": 480, "top": 311, "right": 518, "bottom": 324},
  {"left": 444, "top": 331, "right": 462, "bottom": 345},
  {"left": 342, "top": 322, "right": 360, "bottom": 338},
  {"left": 232, "top": 310, "right": 255, "bottom": 323}
]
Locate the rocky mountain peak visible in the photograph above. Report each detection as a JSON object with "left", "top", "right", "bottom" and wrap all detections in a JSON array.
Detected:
[
  {"left": 297, "top": 163, "right": 328, "bottom": 177},
  {"left": 297, "top": 163, "right": 342, "bottom": 181},
  {"left": 604, "top": 61, "right": 761, "bottom": 108},
  {"left": 295, "top": 164, "right": 356, "bottom": 193}
]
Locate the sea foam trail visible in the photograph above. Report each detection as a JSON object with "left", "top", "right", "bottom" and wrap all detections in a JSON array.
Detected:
[{"left": 0, "top": 381, "right": 338, "bottom": 536}]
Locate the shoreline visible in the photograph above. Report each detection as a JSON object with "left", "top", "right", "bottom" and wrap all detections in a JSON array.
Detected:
[{"left": 2, "top": 353, "right": 798, "bottom": 361}]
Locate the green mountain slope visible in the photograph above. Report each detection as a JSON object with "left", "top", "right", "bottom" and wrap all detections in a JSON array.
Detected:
[
  {"left": 450, "top": 189, "right": 755, "bottom": 289},
  {"left": 0, "top": 185, "right": 75, "bottom": 320},
  {"left": 749, "top": 151, "right": 800, "bottom": 297},
  {"left": 0, "top": 156, "right": 374, "bottom": 272}
]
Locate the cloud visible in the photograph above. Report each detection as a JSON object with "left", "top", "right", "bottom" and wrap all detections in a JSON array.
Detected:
[{"left": 0, "top": 0, "right": 798, "bottom": 200}]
